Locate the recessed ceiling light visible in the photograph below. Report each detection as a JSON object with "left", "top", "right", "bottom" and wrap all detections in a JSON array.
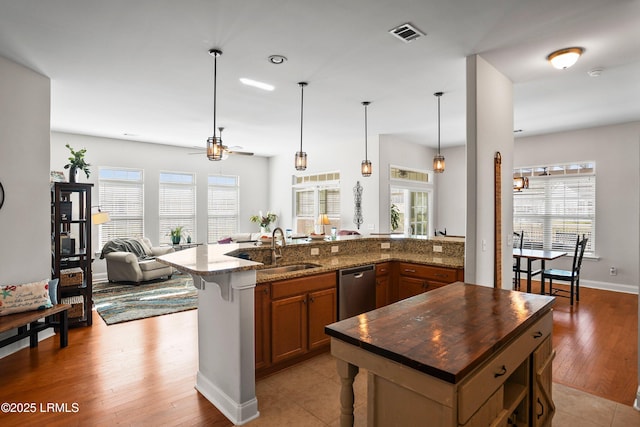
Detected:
[
  {"left": 268, "top": 55, "right": 287, "bottom": 65},
  {"left": 547, "top": 47, "right": 584, "bottom": 69},
  {"left": 239, "top": 78, "right": 275, "bottom": 91}
]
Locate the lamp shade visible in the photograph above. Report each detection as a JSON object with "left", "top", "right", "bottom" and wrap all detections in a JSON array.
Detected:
[
  {"left": 318, "top": 214, "right": 330, "bottom": 225},
  {"left": 92, "top": 211, "right": 111, "bottom": 225}
]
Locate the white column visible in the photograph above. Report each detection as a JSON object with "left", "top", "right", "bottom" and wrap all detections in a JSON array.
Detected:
[
  {"left": 465, "top": 54, "right": 514, "bottom": 288},
  {"left": 193, "top": 269, "right": 259, "bottom": 425}
]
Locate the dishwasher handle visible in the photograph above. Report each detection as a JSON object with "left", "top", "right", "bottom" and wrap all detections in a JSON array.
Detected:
[{"left": 353, "top": 272, "right": 364, "bottom": 279}]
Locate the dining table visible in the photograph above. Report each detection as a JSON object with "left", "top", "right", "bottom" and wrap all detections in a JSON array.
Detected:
[{"left": 513, "top": 248, "right": 567, "bottom": 294}]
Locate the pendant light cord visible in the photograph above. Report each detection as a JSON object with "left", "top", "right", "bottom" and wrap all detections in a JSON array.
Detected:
[
  {"left": 299, "top": 82, "right": 306, "bottom": 152},
  {"left": 363, "top": 102, "right": 369, "bottom": 160},
  {"left": 435, "top": 92, "right": 443, "bottom": 155},
  {"left": 213, "top": 54, "right": 217, "bottom": 139}
]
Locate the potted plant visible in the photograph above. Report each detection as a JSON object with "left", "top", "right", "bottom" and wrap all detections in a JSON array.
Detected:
[
  {"left": 64, "top": 144, "right": 91, "bottom": 182},
  {"left": 249, "top": 211, "right": 277, "bottom": 233},
  {"left": 169, "top": 226, "right": 184, "bottom": 245}
]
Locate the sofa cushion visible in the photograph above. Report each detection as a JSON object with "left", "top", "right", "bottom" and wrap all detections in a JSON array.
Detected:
[
  {"left": 0, "top": 279, "right": 53, "bottom": 316},
  {"left": 138, "top": 259, "right": 169, "bottom": 272}
]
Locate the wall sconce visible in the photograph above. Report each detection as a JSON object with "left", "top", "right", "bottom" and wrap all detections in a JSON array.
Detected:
[{"left": 513, "top": 176, "right": 529, "bottom": 192}]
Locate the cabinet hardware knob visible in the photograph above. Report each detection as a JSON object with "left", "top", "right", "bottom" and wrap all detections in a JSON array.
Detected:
[
  {"left": 494, "top": 365, "right": 507, "bottom": 378},
  {"left": 263, "top": 288, "right": 268, "bottom": 295},
  {"left": 405, "top": 269, "right": 416, "bottom": 273},
  {"left": 533, "top": 331, "right": 543, "bottom": 338},
  {"left": 302, "top": 299, "right": 307, "bottom": 304},
  {"left": 309, "top": 296, "right": 315, "bottom": 303},
  {"left": 537, "top": 397, "right": 544, "bottom": 418}
]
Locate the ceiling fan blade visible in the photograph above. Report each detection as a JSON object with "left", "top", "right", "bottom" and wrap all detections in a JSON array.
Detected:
[{"left": 227, "top": 150, "right": 254, "bottom": 156}]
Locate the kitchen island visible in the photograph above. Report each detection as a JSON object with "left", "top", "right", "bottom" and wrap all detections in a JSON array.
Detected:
[{"left": 325, "top": 282, "right": 556, "bottom": 427}]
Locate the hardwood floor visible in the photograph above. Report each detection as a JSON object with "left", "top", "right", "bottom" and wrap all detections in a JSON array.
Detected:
[{"left": 0, "top": 283, "right": 637, "bottom": 425}]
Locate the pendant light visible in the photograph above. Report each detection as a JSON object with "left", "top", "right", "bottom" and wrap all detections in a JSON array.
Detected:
[
  {"left": 433, "top": 91, "right": 445, "bottom": 173},
  {"left": 361, "top": 101, "right": 372, "bottom": 177},
  {"left": 206, "top": 49, "right": 224, "bottom": 161},
  {"left": 295, "top": 82, "right": 308, "bottom": 171}
]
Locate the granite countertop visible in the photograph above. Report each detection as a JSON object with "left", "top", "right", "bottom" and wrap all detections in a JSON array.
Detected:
[
  {"left": 157, "top": 240, "right": 464, "bottom": 282},
  {"left": 325, "top": 282, "right": 555, "bottom": 384}
]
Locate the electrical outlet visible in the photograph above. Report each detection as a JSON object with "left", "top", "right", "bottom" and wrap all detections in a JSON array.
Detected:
[
  {"left": 310, "top": 248, "right": 320, "bottom": 256},
  {"left": 368, "top": 223, "right": 375, "bottom": 231},
  {"left": 381, "top": 242, "right": 390, "bottom": 249},
  {"left": 331, "top": 245, "right": 339, "bottom": 253},
  {"left": 433, "top": 245, "right": 443, "bottom": 253},
  {"left": 609, "top": 266, "right": 617, "bottom": 276}
]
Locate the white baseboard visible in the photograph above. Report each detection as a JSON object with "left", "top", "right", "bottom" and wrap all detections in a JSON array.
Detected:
[
  {"left": 634, "top": 386, "right": 640, "bottom": 411},
  {"left": 0, "top": 329, "right": 55, "bottom": 359},
  {"left": 93, "top": 272, "right": 108, "bottom": 283},
  {"left": 580, "top": 279, "right": 638, "bottom": 295}
]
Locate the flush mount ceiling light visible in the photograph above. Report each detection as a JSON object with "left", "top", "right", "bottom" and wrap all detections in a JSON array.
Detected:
[
  {"left": 268, "top": 54, "right": 287, "bottom": 65},
  {"left": 206, "top": 48, "right": 224, "bottom": 161},
  {"left": 240, "top": 78, "right": 275, "bottom": 91},
  {"left": 433, "top": 92, "right": 445, "bottom": 173},
  {"left": 294, "top": 82, "right": 308, "bottom": 171},
  {"left": 361, "top": 101, "right": 372, "bottom": 177},
  {"left": 547, "top": 47, "right": 584, "bottom": 69}
]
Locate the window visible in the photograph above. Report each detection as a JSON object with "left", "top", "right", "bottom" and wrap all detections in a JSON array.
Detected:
[
  {"left": 390, "top": 165, "right": 433, "bottom": 236},
  {"left": 98, "top": 167, "right": 144, "bottom": 247},
  {"left": 293, "top": 172, "right": 340, "bottom": 234},
  {"left": 208, "top": 175, "right": 239, "bottom": 242},
  {"left": 159, "top": 171, "right": 196, "bottom": 245},
  {"left": 513, "top": 162, "right": 595, "bottom": 254}
]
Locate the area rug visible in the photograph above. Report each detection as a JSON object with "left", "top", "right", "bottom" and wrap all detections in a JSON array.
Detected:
[{"left": 93, "top": 274, "right": 197, "bottom": 325}]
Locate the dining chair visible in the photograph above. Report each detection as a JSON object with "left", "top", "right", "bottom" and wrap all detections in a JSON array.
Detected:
[
  {"left": 542, "top": 235, "right": 588, "bottom": 305},
  {"left": 512, "top": 231, "right": 523, "bottom": 290}
]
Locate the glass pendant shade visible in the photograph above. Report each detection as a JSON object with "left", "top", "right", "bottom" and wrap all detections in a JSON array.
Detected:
[
  {"left": 361, "top": 160, "right": 372, "bottom": 177},
  {"left": 433, "top": 155, "right": 445, "bottom": 173},
  {"left": 433, "top": 92, "right": 445, "bottom": 173},
  {"left": 207, "top": 136, "right": 223, "bottom": 161},
  {"left": 295, "top": 151, "right": 307, "bottom": 171}
]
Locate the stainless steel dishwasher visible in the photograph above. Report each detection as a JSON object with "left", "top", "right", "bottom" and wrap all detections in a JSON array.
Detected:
[{"left": 338, "top": 264, "right": 376, "bottom": 320}]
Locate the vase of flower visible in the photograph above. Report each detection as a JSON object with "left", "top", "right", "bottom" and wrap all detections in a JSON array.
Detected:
[
  {"left": 64, "top": 144, "right": 90, "bottom": 183},
  {"left": 250, "top": 211, "right": 277, "bottom": 234}
]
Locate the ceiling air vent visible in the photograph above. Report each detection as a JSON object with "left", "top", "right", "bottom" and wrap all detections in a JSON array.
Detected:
[{"left": 388, "top": 23, "right": 425, "bottom": 43}]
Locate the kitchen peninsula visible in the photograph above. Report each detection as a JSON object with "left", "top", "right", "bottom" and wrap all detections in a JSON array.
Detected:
[{"left": 157, "top": 235, "right": 465, "bottom": 425}]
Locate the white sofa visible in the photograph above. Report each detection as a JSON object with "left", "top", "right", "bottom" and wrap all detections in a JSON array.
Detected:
[{"left": 101, "top": 237, "right": 175, "bottom": 284}]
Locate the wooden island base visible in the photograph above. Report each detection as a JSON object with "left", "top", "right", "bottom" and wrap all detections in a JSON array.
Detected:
[{"left": 326, "top": 283, "right": 556, "bottom": 427}]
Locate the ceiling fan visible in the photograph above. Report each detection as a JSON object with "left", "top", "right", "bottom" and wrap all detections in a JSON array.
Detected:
[{"left": 190, "top": 127, "right": 254, "bottom": 158}]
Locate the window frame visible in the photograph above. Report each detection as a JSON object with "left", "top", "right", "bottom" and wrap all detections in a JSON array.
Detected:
[
  {"left": 159, "top": 171, "right": 196, "bottom": 245},
  {"left": 207, "top": 174, "right": 240, "bottom": 243}
]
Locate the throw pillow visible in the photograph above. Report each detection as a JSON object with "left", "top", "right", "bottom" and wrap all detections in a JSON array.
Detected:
[
  {"left": 0, "top": 279, "right": 53, "bottom": 316},
  {"left": 48, "top": 278, "right": 59, "bottom": 305}
]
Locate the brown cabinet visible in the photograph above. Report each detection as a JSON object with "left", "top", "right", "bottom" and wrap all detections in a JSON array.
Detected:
[
  {"left": 270, "top": 272, "right": 337, "bottom": 365},
  {"left": 254, "top": 283, "right": 271, "bottom": 370},
  {"left": 531, "top": 336, "right": 555, "bottom": 427},
  {"left": 375, "top": 262, "right": 391, "bottom": 308},
  {"left": 395, "top": 262, "right": 463, "bottom": 302}
]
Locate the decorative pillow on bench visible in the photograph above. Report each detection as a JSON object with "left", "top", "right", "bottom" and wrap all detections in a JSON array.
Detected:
[{"left": 0, "top": 279, "right": 54, "bottom": 316}]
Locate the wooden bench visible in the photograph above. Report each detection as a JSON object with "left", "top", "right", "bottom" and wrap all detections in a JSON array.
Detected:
[{"left": 0, "top": 304, "right": 71, "bottom": 349}]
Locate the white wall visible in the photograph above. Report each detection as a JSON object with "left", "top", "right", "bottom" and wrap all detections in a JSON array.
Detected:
[
  {"left": 466, "top": 55, "right": 514, "bottom": 288},
  {"left": 0, "top": 55, "right": 51, "bottom": 356},
  {"left": 268, "top": 134, "right": 380, "bottom": 235},
  {"left": 435, "top": 145, "right": 466, "bottom": 236},
  {"left": 515, "top": 121, "right": 640, "bottom": 292},
  {"left": 50, "top": 131, "right": 270, "bottom": 280}
]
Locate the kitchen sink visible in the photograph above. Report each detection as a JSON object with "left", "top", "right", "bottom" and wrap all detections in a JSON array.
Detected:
[{"left": 258, "top": 263, "right": 321, "bottom": 275}]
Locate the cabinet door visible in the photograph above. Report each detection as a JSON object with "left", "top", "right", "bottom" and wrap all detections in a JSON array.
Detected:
[
  {"left": 308, "top": 287, "right": 337, "bottom": 351},
  {"left": 397, "top": 276, "right": 426, "bottom": 300},
  {"left": 532, "top": 336, "right": 555, "bottom": 427},
  {"left": 271, "top": 294, "right": 307, "bottom": 364},
  {"left": 255, "top": 284, "right": 271, "bottom": 370},
  {"left": 375, "top": 274, "right": 390, "bottom": 308}
]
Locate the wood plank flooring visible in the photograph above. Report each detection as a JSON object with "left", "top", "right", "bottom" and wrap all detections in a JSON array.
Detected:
[{"left": 0, "top": 282, "right": 637, "bottom": 426}]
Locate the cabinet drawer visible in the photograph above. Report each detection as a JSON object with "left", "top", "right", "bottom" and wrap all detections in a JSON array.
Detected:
[
  {"left": 398, "top": 262, "right": 457, "bottom": 282},
  {"left": 375, "top": 262, "right": 391, "bottom": 276},
  {"left": 271, "top": 272, "right": 336, "bottom": 299},
  {"left": 458, "top": 311, "right": 553, "bottom": 424}
]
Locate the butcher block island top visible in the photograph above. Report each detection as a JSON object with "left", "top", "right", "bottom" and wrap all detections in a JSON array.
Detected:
[{"left": 325, "top": 282, "right": 555, "bottom": 383}]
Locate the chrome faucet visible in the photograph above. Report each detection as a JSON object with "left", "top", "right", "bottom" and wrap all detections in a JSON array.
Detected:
[{"left": 271, "top": 227, "right": 286, "bottom": 265}]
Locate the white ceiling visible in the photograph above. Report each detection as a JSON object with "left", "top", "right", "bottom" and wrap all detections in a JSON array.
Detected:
[{"left": 1, "top": 0, "right": 638, "bottom": 157}]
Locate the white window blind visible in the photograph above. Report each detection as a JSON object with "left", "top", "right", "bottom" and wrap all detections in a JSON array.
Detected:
[
  {"left": 159, "top": 172, "right": 196, "bottom": 245},
  {"left": 208, "top": 175, "right": 239, "bottom": 243},
  {"left": 98, "top": 167, "right": 144, "bottom": 248},
  {"left": 514, "top": 174, "right": 595, "bottom": 254}
]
